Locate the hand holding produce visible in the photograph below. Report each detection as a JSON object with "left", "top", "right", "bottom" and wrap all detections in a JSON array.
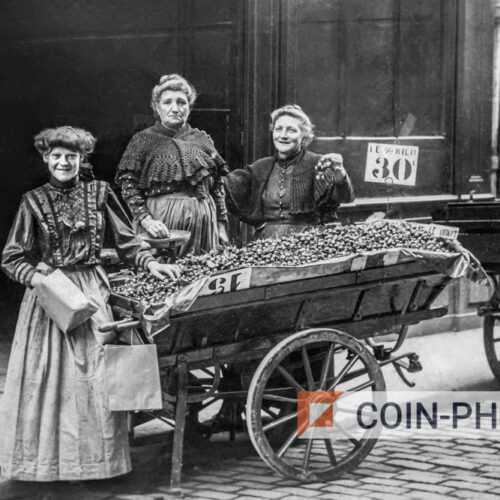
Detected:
[
  {"left": 147, "top": 261, "right": 181, "bottom": 281},
  {"left": 316, "top": 153, "right": 346, "bottom": 184}
]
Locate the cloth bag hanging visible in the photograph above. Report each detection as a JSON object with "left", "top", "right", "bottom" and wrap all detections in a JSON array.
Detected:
[
  {"left": 104, "top": 335, "right": 163, "bottom": 412},
  {"left": 34, "top": 265, "right": 98, "bottom": 333}
]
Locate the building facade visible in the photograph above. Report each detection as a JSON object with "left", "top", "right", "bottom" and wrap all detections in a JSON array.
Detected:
[{"left": 0, "top": 0, "right": 495, "bottom": 331}]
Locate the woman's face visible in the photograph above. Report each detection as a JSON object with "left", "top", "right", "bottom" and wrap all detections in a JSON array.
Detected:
[
  {"left": 272, "top": 115, "right": 304, "bottom": 159},
  {"left": 43, "top": 147, "right": 82, "bottom": 183},
  {"left": 156, "top": 90, "right": 190, "bottom": 128}
]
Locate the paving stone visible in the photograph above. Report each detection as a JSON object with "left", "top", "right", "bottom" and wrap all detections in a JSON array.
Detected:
[
  {"left": 190, "top": 491, "right": 236, "bottom": 500},
  {"left": 431, "top": 458, "right": 478, "bottom": 470},
  {"left": 349, "top": 468, "right": 397, "bottom": 478},
  {"left": 396, "top": 471, "right": 448, "bottom": 484},
  {"left": 357, "top": 483, "right": 407, "bottom": 495},
  {"left": 452, "top": 491, "right": 500, "bottom": 500},
  {"left": 456, "top": 444, "right": 499, "bottom": 455},
  {"left": 238, "top": 489, "right": 285, "bottom": 499},
  {"left": 368, "top": 492, "right": 405, "bottom": 500},
  {"left": 232, "top": 473, "right": 280, "bottom": 484},
  {"left": 354, "top": 462, "right": 400, "bottom": 473},
  {"left": 407, "top": 482, "right": 453, "bottom": 494},
  {"left": 229, "top": 481, "right": 272, "bottom": 490},
  {"left": 442, "top": 480, "right": 494, "bottom": 492},
  {"left": 359, "top": 477, "right": 408, "bottom": 488},
  {"left": 420, "top": 445, "right": 462, "bottom": 456},
  {"left": 324, "top": 479, "right": 364, "bottom": 488},
  {"left": 272, "top": 486, "right": 321, "bottom": 497},
  {"left": 407, "top": 492, "right": 450, "bottom": 500},
  {"left": 386, "top": 459, "right": 434, "bottom": 470},
  {"left": 388, "top": 452, "right": 446, "bottom": 463},
  {"left": 199, "top": 484, "right": 242, "bottom": 493},
  {"left": 322, "top": 484, "right": 373, "bottom": 496},
  {"left": 449, "top": 474, "right": 500, "bottom": 485}
]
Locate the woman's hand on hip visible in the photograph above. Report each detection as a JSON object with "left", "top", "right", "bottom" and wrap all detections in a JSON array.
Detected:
[
  {"left": 147, "top": 261, "right": 181, "bottom": 281},
  {"left": 141, "top": 216, "right": 170, "bottom": 239},
  {"left": 316, "top": 153, "right": 347, "bottom": 184}
]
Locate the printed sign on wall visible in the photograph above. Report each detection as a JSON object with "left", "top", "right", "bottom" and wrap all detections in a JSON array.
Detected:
[{"left": 365, "top": 143, "right": 419, "bottom": 186}]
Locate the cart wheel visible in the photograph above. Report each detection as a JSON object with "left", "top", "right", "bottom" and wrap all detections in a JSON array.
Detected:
[
  {"left": 246, "top": 328, "right": 386, "bottom": 483},
  {"left": 483, "top": 314, "right": 500, "bottom": 382}
]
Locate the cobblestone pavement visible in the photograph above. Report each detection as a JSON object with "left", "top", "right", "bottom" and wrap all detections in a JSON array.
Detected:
[{"left": 1, "top": 329, "right": 500, "bottom": 499}]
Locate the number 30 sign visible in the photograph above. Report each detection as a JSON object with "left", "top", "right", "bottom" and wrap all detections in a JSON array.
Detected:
[{"left": 364, "top": 142, "right": 419, "bottom": 186}]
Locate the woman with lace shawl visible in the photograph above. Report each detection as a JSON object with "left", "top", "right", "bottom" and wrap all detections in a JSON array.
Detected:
[{"left": 115, "top": 74, "right": 229, "bottom": 256}]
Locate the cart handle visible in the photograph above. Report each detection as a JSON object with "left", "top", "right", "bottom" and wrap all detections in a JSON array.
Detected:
[{"left": 98, "top": 319, "right": 141, "bottom": 333}]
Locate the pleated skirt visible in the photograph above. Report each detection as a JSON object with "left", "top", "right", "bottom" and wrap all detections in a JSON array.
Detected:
[
  {"left": 0, "top": 266, "right": 131, "bottom": 481},
  {"left": 146, "top": 192, "right": 218, "bottom": 256}
]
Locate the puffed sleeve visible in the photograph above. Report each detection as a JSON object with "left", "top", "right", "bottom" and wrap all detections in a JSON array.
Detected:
[
  {"left": 115, "top": 134, "right": 152, "bottom": 224},
  {"left": 105, "top": 187, "right": 155, "bottom": 271},
  {"left": 2, "top": 198, "right": 39, "bottom": 287},
  {"left": 315, "top": 169, "right": 355, "bottom": 222},
  {"left": 210, "top": 176, "right": 228, "bottom": 221},
  {"left": 223, "top": 167, "right": 253, "bottom": 219}
]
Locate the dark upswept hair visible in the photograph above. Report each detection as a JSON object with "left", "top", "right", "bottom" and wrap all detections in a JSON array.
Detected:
[
  {"left": 33, "top": 126, "right": 96, "bottom": 156},
  {"left": 150, "top": 74, "right": 197, "bottom": 118},
  {"left": 270, "top": 104, "right": 315, "bottom": 148}
]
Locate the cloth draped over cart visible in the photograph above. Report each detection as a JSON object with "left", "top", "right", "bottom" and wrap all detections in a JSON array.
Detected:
[{"left": 138, "top": 242, "right": 492, "bottom": 340}]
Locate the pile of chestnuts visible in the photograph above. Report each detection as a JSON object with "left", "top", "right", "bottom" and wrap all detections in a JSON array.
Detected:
[{"left": 112, "top": 221, "right": 454, "bottom": 304}]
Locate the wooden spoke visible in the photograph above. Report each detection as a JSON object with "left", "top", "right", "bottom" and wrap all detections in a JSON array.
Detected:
[
  {"left": 301, "top": 347, "right": 316, "bottom": 390},
  {"left": 277, "top": 365, "right": 306, "bottom": 391},
  {"left": 323, "top": 440, "right": 337, "bottom": 466},
  {"left": 302, "top": 438, "right": 314, "bottom": 471},
  {"left": 327, "top": 354, "right": 360, "bottom": 391},
  {"left": 319, "top": 343, "right": 335, "bottom": 390},
  {"left": 334, "top": 420, "right": 361, "bottom": 448},
  {"left": 262, "top": 394, "right": 297, "bottom": 404},
  {"left": 263, "top": 410, "right": 297, "bottom": 432},
  {"left": 261, "top": 405, "right": 280, "bottom": 420},
  {"left": 337, "top": 380, "right": 375, "bottom": 399},
  {"left": 277, "top": 429, "right": 299, "bottom": 458}
]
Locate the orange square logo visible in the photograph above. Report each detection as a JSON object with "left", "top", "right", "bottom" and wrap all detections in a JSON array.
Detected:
[{"left": 297, "top": 391, "right": 343, "bottom": 439}]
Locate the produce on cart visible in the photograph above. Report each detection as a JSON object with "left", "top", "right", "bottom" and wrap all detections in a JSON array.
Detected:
[{"left": 104, "top": 219, "right": 490, "bottom": 490}]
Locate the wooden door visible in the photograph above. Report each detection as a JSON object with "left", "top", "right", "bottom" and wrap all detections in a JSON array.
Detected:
[{"left": 279, "top": 0, "right": 488, "bottom": 199}]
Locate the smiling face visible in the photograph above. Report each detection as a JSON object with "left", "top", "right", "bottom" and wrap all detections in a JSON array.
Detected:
[
  {"left": 43, "top": 146, "right": 82, "bottom": 183},
  {"left": 272, "top": 115, "right": 305, "bottom": 159},
  {"left": 155, "top": 89, "right": 190, "bottom": 129}
]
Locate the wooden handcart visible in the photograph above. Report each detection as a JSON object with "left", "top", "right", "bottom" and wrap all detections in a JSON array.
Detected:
[{"left": 102, "top": 246, "right": 484, "bottom": 492}]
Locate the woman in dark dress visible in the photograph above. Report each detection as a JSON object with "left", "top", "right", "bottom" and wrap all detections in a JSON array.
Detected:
[
  {"left": 116, "top": 74, "right": 229, "bottom": 255},
  {"left": 225, "top": 104, "right": 355, "bottom": 239},
  {"left": 0, "top": 126, "right": 179, "bottom": 481}
]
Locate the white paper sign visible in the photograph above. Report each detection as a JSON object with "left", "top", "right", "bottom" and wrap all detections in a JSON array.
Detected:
[
  {"left": 365, "top": 143, "right": 419, "bottom": 186},
  {"left": 412, "top": 223, "right": 459, "bottom": 240},
  {"left": 200, "top": 268, "right": 252, "bottom": 296}
]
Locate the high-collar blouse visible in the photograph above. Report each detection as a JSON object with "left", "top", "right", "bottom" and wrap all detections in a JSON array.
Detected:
[{"left": 2, "top": 179, "right": 154, "bottom": 287}]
